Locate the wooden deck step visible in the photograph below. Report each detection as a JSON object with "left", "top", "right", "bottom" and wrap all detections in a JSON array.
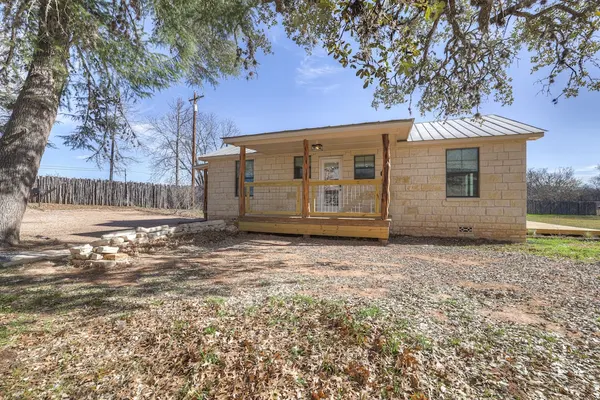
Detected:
[{"left": 238, "top": 216, "right": 390, "bottom": 240}]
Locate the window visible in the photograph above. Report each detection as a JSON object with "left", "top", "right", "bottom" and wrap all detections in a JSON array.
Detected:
[
  {"left": 354, "top": 155, "right": 376, "bottom": 179},
  {"left": 235, "top": 159, "right": 254, "bottom": 197},
  {"left": 293, "top": 156, "right": 311, "bottom": 179},
  {"left": 446, "top": 148, "right": 479, "bottom": 197}
]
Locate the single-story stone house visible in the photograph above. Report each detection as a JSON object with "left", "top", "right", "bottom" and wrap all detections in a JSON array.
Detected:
[{"left": 195, "top": 115, "right": 544, "bottom": 242}]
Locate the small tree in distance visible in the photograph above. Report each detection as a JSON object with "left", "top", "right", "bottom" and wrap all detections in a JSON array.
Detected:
[{"left": 146, "top": 99, "right": 239, "bottom": 187}]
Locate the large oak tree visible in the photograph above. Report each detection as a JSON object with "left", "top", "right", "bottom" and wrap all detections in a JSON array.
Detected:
[{"left": 1, "top": 0, "right": 599, "bottom": 244}]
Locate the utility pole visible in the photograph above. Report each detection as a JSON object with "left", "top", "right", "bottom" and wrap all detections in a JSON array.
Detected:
[
  {"left": 188, "top": 91, "right": 204, "bottom": 206},
  {"left": 175, "top": 99, "right": 181, "bottom": 187}
]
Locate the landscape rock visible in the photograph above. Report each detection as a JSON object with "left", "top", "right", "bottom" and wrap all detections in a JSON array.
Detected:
[
  {"left": 69, "top": 245, "right": 93, "bottom": 256},
  {"left": 110, "top": 237, "right": 125, "bottom": 245},
  {"left": 90, "top": 239, "right": 110, "bottom": 246},
  {"left": 104, "top": 253, "right": 129, "bottom": 261},
  {"left": 96, "top": 246, "right": 119, "bottom": 254},
  {"left": 137, "top": 225, "right": 168, "bottom": 233},
  {"left": 89, "top": 253, "right": 103, "bottom": 260},
  {"left": 101, "top": 229, "right": 137, "bottom": 240}
]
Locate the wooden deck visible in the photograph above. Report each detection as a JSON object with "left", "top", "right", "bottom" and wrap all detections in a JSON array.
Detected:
[
  {"left": 238, "top": 216, "right": 391, "bottom": 240},
  {"left": 527, "top": 221, "right": 600, "bottom": 237}
]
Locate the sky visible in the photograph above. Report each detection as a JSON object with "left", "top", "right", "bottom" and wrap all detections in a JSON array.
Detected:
[{"left": 42, "top": 25, "right": 600, "bottom": 184}]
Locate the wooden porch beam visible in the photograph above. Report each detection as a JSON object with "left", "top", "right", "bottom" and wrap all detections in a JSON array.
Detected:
[
  {"left": 239, "top": 145, "right": 246, "bottom": 217},
  {"left": 203, "top": 168, "right": 208, "bottom": 219},
  {"left": 381, "top": 134, "right": 390, "bottom": 220},
  {"left": 302, "top": 139, "right": 310, "bottom": 218}
]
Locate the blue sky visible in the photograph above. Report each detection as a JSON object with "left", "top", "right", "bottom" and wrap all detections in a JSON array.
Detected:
[{"left": 43, "top": 26, "right": 600, "bottom": 184}]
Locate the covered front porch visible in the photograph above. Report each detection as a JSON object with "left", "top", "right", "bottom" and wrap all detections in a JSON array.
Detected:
[{"left": 223, "top": 120, "right": 414, "bottom": 241}]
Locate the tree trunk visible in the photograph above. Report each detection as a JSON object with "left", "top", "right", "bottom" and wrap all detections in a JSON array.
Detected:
[{"left": 0, "top": 2, "right": 69, "bottom": 245}]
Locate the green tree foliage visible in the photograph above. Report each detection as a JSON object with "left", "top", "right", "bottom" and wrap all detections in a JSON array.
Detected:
[
  {"left": 0, "top": 0, "right": 275, "bottom": 244},
  {"left": 0, "top": 0, "right": 272, "bottom": 137},
  {"left": 282, "top": 0, "right": 600, "bottom": 117}
]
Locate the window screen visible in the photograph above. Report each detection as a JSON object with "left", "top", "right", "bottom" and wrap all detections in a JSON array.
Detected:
[
  {"left": 354, "top": 155, "right": 375, "bottom": 179},
  {"left": 446, "top": 148, "right": 479, "bottom": 197}
]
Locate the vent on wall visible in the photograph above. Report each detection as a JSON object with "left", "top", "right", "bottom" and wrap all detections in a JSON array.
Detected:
[{"left": 458, "top": 226, "right": 473, "bottom": 234}]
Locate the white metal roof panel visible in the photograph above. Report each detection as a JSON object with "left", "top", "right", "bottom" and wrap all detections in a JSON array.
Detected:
[
  {"left": 198, "top": 145, "right": 257, "bottom": 159},
  {"left": 408, "top": 114, "right": 545, "bottom": 142}
]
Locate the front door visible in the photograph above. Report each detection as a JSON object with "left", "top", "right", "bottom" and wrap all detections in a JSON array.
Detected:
[{"left": 318, "top": 156, "right": 342, "bottom": 213}]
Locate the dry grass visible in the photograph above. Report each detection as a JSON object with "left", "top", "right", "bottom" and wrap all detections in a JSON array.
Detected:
[{"left": 1, "top": 234, "right": 598, "bottom": 399}]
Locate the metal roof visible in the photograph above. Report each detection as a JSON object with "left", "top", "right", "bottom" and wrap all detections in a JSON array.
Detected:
[
  {"left": 197, "top": 145, "right": 257, "bottom": 159},
  {"left": 198, "top": 114, "right": 545, "bottom": 159},
  {"left": 408, "top": 114, "right": 545, "bottom": 142},
  {"left": 222, "top": 118, "right": 414, "bottom": 142}
]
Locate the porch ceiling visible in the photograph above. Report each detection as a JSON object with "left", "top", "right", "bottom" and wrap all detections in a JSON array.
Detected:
[{"left": 223, "top": 119, "right": 414, "bottom": 155}]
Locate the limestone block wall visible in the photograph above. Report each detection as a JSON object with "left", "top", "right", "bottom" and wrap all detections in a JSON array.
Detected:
[{"left": 389, "top": 139, "right": 528, "bottom": 241}]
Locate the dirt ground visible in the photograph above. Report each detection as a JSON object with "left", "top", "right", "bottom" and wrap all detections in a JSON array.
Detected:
[
  {"left": 1, "top": 232, "right": 598, "bottom": 398},
  {"left": 19, "top": 204, "right": 200, "bottom": 246}
]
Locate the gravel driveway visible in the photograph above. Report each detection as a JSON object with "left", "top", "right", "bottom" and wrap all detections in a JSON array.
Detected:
[
  {"left": 1, "top": 233, "right": 598, "bottom": 398},
  {"left": 20, "top": 205, "right": 198, "bottom": 245}
]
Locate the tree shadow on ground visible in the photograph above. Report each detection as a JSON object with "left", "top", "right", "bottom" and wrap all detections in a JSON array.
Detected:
[
  {"left": 0, "top": 237, "right": 305, "bottom": 318},
  {"left": 74, "top": 217, "right": 203, "bottom": 239},
  {"left": 0, "top": 233, "right": 508, "bottom": 319}
]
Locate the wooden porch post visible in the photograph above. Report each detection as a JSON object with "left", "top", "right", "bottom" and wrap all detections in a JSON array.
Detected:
[
  {"left": 239, "top": 146, "right": 246, "bottom": 217},
  {"left": 302, "top": 139, "right": 310, "bottom": 218},
  {"left": 381, "top": 134, "right": 390, "bottom": 220},
  {"left": 203, "top": 168, "right": 208, "bottom": 219}
]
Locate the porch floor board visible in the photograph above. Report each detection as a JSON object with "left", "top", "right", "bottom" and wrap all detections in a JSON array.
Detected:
[{"left": 238, "top": 216, "right": 390, "bottom": 240}]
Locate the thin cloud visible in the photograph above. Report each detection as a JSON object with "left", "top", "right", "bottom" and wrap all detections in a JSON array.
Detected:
[
  {"left": 295, "top": 52, "right": 342, "bottom": 93},
  {"left": 575, "top": 164, "right": 599, "bottom": 173},
  {"left": 75, "top": 154, "right": 90, "bottom": 160}
]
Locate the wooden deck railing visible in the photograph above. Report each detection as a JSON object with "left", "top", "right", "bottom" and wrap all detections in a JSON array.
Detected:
[
  {"left": 243, "top": 178, "right": 381, "bottom": 218},
  {"left": 244, "top": 181, "right": 302, "bottom": 216}
]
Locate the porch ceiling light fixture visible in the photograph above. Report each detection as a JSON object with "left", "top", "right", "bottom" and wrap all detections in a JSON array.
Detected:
[{"left": 311, "top": 143, "right": 323, "bottom": 151}]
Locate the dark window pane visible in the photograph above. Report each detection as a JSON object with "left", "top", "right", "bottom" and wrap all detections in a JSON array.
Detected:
[
  {"left": 235, "top": 160, "right": 254, "bottom": 197},
  {"left": 446, "top": 148, "right": 479, "bottom": 197},
  {"left": 293, "top": 156, "right": 311, "bottom": 179},
  {"left": 354, "top": 155, "right": 375, "bottom": 179}
]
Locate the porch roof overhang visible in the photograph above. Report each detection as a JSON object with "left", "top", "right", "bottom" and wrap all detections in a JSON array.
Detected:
[{"left": 221, "top": 119, "right": 414, "bottom": 155}]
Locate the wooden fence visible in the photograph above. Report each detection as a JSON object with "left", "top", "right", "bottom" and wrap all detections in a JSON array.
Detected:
[
  {"left": 31, "top": 176, "right": 199, "bottom": 209},
  {"left": 527, "top": 200, "right": 600, "bottom": 215}
]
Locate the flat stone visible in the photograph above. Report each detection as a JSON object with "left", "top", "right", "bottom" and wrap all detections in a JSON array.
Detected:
[
  {"left": 137, "top": 225, "right": 168, "bottom": 233},
  {"left": 101, "top": 229, "right": 137, "bottom": 240},
  {"left": 96, "top": 246, "right": 119, "bottom": 254},
  {"left": 103, "top": 253, "right": 129, "bottom": 261},
  {"left": 90, "top": 239, "right": 110, "bottom": 246},
  {"left": 72, "top": 254, "right": 91, "bottom": 260},
  {"left": 89, "top": 253, "right": 103, "bottom": 260},
  {"left": 136, "top": 232, "right": 147, "bottom": 238},
  {"left": 69, "top": 244, "right": 93, "bottom": 256},
  {"left": 110, "top": 237, "right": 125, "bottom": 245}
]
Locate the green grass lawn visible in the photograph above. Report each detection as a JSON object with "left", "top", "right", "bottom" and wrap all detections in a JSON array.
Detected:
[
  {"left": 509, "top": 237, "right": 600, "bottom": 262},
  {"left": 527, "top": 214, "right": 600, "bottom": 230}
]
